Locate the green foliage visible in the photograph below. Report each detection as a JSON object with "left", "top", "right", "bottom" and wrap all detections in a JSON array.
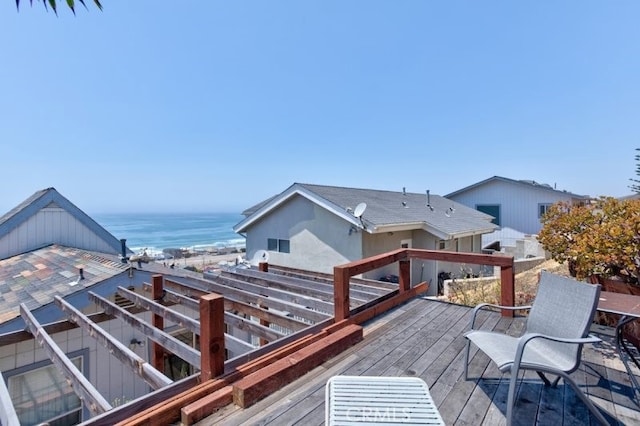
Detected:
[
  {"left": 630, "top": 148, "right": 640, "bottom": 194},
  {"left": 538, "top": 197, "right": 640, "bottom": 283},
  {"left": 15, "top": 0, "right": 102, "bottom": 15},
  {"left": 447, "top": 277, "right": 500, "bottom": 306}
]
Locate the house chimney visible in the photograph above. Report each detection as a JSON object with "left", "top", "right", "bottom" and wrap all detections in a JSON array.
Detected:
[{"left": 120, "top": 239, "right": 128, "bottom": 263}]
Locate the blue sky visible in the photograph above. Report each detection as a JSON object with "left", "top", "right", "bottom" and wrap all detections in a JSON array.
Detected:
[{"left": 1, "top": 1, "right": 638, "bottom": 214}]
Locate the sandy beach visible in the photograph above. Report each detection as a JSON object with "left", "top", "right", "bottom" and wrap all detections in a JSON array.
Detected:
[{"left": 154, "top": 251, "right": 246, "bottom": 270}]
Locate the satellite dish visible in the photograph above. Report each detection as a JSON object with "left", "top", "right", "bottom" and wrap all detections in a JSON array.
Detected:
[
  {"left": 250, "top": 249, "right": 269, "bottom": 266},
  {"left": 353, "top": 202, "right": 367, "bottom": 218}
]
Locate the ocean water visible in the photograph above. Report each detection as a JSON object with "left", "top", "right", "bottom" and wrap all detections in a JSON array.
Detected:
[{"left": 92, "top": 212, "right": 246, "bottom": 254}]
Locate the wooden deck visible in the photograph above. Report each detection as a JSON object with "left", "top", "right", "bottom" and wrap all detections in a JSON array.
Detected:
[{"left": 201, "top": 296, "right": 640, "bottom": 425}]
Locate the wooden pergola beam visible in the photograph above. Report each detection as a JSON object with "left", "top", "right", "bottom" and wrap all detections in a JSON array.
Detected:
[
  {"left": 88, "top": 292, "right": 201, "bottom": 368},
  {"left": 148, "top": 281, "right": 309, "bottom": 332},
  {"left": 117, "top": 286, "right": 200, "bottom": 334},
  {"left": 127, "top": 286, "right": 284, "bottom": 343},
  {"left": 117, "top": 287, "right": 257, "bottom": 354},
  {"left": 212, "top": 275, "right": 334, "bottom": 314},
  {"left": 176, "top": 278, "right": 328, "bottom": 322},
  {"left": 53, "top": 296, "right": 172, "bottom": 390},
  {"left": 223, "top": 269, "right": 376, "bottom": 303},
  {"left": 19, "top": 303, "right": 112, "bottom": 415}
]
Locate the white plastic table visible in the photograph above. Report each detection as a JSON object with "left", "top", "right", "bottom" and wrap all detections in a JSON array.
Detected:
[{"left": 325, "top": 375, "right": 445, "bottom": 425}]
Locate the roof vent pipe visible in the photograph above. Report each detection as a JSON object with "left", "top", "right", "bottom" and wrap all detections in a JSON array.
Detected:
[
  {"left": 426, "top": 190, "right": 434, "bottom": 211},
  {"left": 79, "top": 268, "right": 85, "bottom": 280},
  {"left": 120, "top": 239, "right": 128, "bottom": 263}
]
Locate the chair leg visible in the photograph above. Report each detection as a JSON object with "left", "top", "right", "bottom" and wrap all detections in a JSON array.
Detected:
[
  {"left": 536, "top": 371, "right": 561, "bottom": 387},
  {"left": 463, "top": 340, "right": 471, "bottom": 380},
  {"left": 562, "top": 374, "right": 610, "bottom": 425},
  {"left": 506, "top": 368, "right": 520, "bottom": 426}
]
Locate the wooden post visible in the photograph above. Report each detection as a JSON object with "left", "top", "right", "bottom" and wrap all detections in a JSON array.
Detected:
[
  {"left": 259, "top": 305, "right": 270, "bottom": 347},
  {"left": 151, "top": 274, "right": 165, "bottom": 372},
  {"left": 399, "top": 260, "right": 411, "bottom": 293},
  {"left": 258, "top": 262, "right": 270, "bottom": 345},
  {"left": 334, "top": 266, "right": 351, "bottom": 321},
  {"left": 500, "top": 265, "right": 515, "bottom": 317},
  {"left": 200, "top": 294, "right": 225, "bottom": 381}
]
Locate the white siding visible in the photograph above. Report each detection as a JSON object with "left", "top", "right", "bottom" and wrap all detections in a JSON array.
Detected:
[
  {"left": 0, "top": 207, "right": 116, "bottom": 259},
  {"left": 448, "top": 180, "right": 577, "bottom": 235}
]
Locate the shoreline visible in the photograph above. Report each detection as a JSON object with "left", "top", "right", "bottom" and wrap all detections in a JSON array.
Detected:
[{"left": 154, "top": 251, "right": 246, "bottom": 270}]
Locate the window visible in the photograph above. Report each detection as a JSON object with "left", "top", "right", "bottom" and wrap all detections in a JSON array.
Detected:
[
  {"left": 539, "top": 203, "right": 552, "bottom": 218},
  {"left": 476, "top": 204, "right": 501, "bottom": 226},
  {"left": 267, "top": 238, "right": 290, "bottom": 253},
  {"left": 5, "top": 350, "right": 87, "bottom": 426},
  {"left": 278, "top": 239, "right": 290, "bottom": 253}
]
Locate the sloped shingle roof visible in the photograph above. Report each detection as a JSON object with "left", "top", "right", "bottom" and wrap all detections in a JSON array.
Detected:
[
  {"left": 0, "top": 245, "right": 128, "bottom": 324},
  {"left": 235, "top": 183, "right": 497, "bottom": 239},
  {"left": 445, "top": 176, "right": 589, "bottom": 199}
]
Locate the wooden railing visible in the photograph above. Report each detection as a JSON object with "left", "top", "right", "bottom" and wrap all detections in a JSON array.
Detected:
[
  {"left": 145, "top": 249, "right": 513, "bottom": 382},
  {"left": 333, "top": 248, "right": 515, "bottom": 319}
]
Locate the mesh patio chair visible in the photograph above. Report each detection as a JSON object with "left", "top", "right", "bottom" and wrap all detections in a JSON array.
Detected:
[{"left": 463, "top": 270, "right": 608, "bottom": 425}]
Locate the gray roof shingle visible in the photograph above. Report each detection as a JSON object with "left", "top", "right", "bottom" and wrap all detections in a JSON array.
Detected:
[
  {"left": 236, "top": 183, "right": 497, "bottom": 238},
  {"left": 0, "top": 245, "right": 128, "bottom": 324}
]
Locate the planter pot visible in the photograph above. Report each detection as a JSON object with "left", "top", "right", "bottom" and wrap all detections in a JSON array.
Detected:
[{"left": 591, "top": 275, "right": 640, "bottom": 350}]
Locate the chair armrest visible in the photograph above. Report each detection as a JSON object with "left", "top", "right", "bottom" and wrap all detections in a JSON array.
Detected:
[
  {"left": 518, "top": 333, "right": 601, "bottom": 346},
  {"left": 468, "top": 303, "right": 533, "bottom": 330},
  {"left": 513, "top": 333, "right": 601, "bottom": 371}
]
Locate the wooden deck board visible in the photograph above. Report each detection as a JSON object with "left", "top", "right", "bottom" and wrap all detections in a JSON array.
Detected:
[{"left": 196, "top": 297, "right": 640, "bottom": 426}]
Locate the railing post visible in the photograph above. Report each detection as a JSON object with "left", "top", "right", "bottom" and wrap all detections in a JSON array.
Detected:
[
  {"left": 334, "top": 266, "right": 351, "bottom": 321},
  {"left": 259, "top": 304, "right": 269, "bottom": 346},
  {"left": 200, "top": 293, "right": 225, "bottom": 381},
  {"left": 258, "top": 262, "right": 270, "bottom": 345},
  {"left": 500, "top": 264, "right": 515, "bottom": 317},
  {"left": 399, "top": 260, "right": 411, "bottom": 293},
  {"left": 151, "top": 274, "right": 165, "bottom": 372}
]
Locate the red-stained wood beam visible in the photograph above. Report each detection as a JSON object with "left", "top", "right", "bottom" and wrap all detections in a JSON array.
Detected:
[
  {"left": 399, "top": 259, "right": 410, "bottom": 293},
  {"left": 333, "top": 265, "right": 351, "bottom": 321},
  {"left": 232, "top": 324, "right": 364, "bottom": 408},
  {"left": 500, "top": 263, "right": 515, "bottom": 318},
  {"left": 151, "top": 274, "right": 165, "bottom": 372},
  {"left": 200, "top": 293, "right": 225, "bottom": 381}
]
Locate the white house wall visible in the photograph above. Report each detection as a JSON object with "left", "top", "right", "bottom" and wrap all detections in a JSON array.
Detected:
[
  {"left": 0, "top": 206, "right": 117, "bottom": 260},
  {"left": 0, "top": 318, "right": 150, "bottom": 421},
  {"left": 447, "top": 180, "right": 577, "bottom": 235},
  {"left": 362, "top": 230, "right": 413, "bottom": 281},
  {"left": 244, "top": 196, "right": 362, "bottom": 274},
  {"left": 408, "top": 231, "right": 440, "bottom": 296}
]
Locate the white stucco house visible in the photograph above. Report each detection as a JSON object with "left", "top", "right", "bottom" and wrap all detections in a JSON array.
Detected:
[
  {"left": 234, "top": 183, "right": 499, "bottom": 295},
  {"left": 446, "top": 176, "right": 590, "bottom": 237}
]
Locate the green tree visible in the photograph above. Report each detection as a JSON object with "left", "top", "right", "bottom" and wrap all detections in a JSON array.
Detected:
[
  {"left": 16, "top": 0, "right": 102, "bottom": 15},
  {"left": 539, "top": 197, "right": 640, "bottom": 283},
  {"left": 630, "top": 148, "right": 640, "bottom": 194}
]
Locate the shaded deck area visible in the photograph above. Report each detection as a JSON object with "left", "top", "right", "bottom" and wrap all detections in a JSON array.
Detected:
[{"left": 204, "top": 296, "right": 640, "bottom": 425}]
